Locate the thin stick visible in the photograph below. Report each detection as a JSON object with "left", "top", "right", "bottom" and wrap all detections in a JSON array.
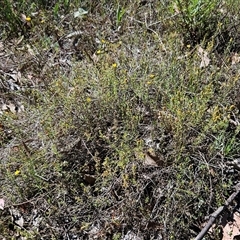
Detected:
[{"left": 195, "top": 183, "right": 240, "bottom": 240}]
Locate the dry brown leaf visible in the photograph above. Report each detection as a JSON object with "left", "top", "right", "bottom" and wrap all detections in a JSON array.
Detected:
[
  {"left": 209, "top": 168, "right": 216, "bottom": 177},
  {"left": 9, "top": 207, "right": 24, "bottom": 228},
  {"left": 21, "top": 13, "right": 27, "bottom": 22},
  {"left": 84, "top": 174, "right": 96, "bottom": 185},
  {"left": 1, "top": 102, "right": 24, "bottom": 114},
  {"left": 209, "top": 212, "right": 240, "bottom": 240},
  {"left": 144, "top": 151, "right": 163, "bottom": 167},
  {"left": 197, "top": 46, "right": 210, "bottom": 68},
  {"left": 8, "top": 103, "right": 17, "bottom": 113},
  {"left": 231, "top": 53, "right": 240, "bottom": 65},
  {"left": 222, "top": 212, "right": 240, "bottom": 240},
  {"left": 1, "top": 103, "right": 16, "bottom": 113},
  {"left": 0, "top": 198, "right": 4, "bottom": 210},
  {"left": 26, "top": 44, "right": 35, "bottom": 56}
]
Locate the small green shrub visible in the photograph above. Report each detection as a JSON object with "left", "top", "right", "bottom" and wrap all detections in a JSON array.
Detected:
[
  {"left": 171, "top": 0, "right": 222, "bottom": 45},
  {"left": 1, "top": 0, "right": 23, "bottom": 34}
]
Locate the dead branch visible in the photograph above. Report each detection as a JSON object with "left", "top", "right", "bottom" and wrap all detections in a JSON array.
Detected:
[{"left": 195, "top": 182, "right": 240, "bottom": 240}]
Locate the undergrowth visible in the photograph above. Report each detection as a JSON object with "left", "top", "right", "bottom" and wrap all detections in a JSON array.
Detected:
[{"left": 1, "top": 0, "right": 240, "bottom": 239}]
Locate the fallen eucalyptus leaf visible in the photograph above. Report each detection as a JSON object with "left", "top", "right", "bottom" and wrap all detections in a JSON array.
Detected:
[
  {"left": 144, "top": 151, "right": 163, "bottom": 167},
  {"left": 9, "top": 207, "right": 24, "bottom": 228},
  {"left": 74, "top": 8, "right": 88, "bottom": 18},
  {"left": 0, "top": 198, "right": 4, "bottom": 210},
  {"left": 197, "top": 46, "right": 210, "bottom": 68}
]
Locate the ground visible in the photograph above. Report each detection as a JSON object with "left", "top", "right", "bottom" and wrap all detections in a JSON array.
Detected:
[{"left": 1, "top": 1, "right": 240, "bottom": 239}]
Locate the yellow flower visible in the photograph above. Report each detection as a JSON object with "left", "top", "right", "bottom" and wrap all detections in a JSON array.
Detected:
[
  {"left": 112, "top": 63, "right": 117, "bottom": 68},
  {"left": 86, "top": 97, "right": 91, "bottom": 103},
  {"left": 96, "top": 50, "right": 101, "bottom": 54},
  {"left": 101, "top": 39, "right": 106, "bottom": 43},
  {"left": 149, "top": 74, "right": 155, "bottom": 79},
  {"left": 229, "top": 105, "right": 235, "bottom": 111},
  {"left": 14, "top": 170, "right": 20, "bottom": 176},
  {"left": 26, "top": 17, "right": 31, "bottom": 22}
]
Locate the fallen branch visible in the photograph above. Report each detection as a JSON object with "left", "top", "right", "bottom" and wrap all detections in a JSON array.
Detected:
[{"left": 195, "top": 182, "right": 240, "bottom": 240}]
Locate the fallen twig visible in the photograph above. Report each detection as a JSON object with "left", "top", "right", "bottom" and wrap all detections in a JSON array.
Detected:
[{"left": 195, "top": 182, "right": 240, "bottom": 240}]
